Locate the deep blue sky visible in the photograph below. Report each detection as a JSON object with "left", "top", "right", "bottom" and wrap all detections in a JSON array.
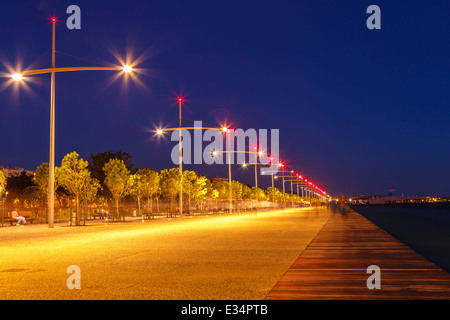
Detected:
[{"left": 0, "top": 0, "right": 449, "bottom": 197}]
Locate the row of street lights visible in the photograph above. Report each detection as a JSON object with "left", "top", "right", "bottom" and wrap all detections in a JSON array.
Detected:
[
  {"left": 156, "top": 120, "right": 330, "bottom": 214},
  {"left": 5, "top": 17, "right": 329, "bottom": 228}
]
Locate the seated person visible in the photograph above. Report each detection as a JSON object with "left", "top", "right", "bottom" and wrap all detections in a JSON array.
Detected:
[
  {"left": 100, "top": 208, "right": 110, "bottom": 219},
  {"left": 11, "top": 210, "right": 26, "bottom": 225}
]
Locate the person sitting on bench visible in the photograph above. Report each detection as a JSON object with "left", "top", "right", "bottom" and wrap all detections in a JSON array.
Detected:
[
  {"left": 100, "top": 208, "right": 110, "bottom": 219},
  {"left": 11, "top": 210, "right": 26, "bottom": 225}
]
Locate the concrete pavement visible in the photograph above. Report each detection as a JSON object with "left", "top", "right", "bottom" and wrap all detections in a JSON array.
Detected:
[{"left": 0, "top": 207, "right": 331, "bottom": 300}]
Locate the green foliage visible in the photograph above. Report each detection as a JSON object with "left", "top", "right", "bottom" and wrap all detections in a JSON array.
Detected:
[
  {"left": 5, "top": 171, "right": 35, "bottom": 199},
  {"left": 205, "top": 179, "right": 219, "bottom": 200},
  {"left": 57, "top": 152, "right": 98, "bottom": 224},
  {"left": 139, "top": 168, "right": 160, "bottom": 201},
  {"left": 34, "top": 162, "right": 50, "bottom": 197},
  {"left": 88, "top": 150, "right": 134, "bottom": 186},
  {"left": 103, "top": 158, "right": 133, "bottom": 200},
  {"left": 5, "top": 147, "right": 326, "bottom": 222},
  {"left": 103, "top": 158, "right": 133, "bottom": 219},
  {"left": 129, "top": 168, "right": 159, "bottom": 215},
  {"left": 81, "top": 177, "right": 100, "bottom": 204},
  {"left": 211, "top": 180, "right": 228, "bottom": 200},
  {"left": 159, "top": 168, "right": 181, "bottom": 200},
  {"left": 57, "top": 152, "right": 92, "bottom": 199}
]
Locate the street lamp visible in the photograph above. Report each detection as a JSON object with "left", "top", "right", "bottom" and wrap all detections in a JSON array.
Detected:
[
  {"left": 11, "top": 73, "right": 23, "bottom": 81},
  {"left": 8, "top": 18, "right": 135, "bottom": 228},
  {"left": 178, "top": 96, "right": 183, "bottom": 217},
  {"left": 156, "top": 124, "right": 224, "bottom": 215},
  {"left": 123, "top": 65, "right": 133, "bottom": 73}
]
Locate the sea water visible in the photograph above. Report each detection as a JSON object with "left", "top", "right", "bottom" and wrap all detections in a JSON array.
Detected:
[{"left": 350, "top": 203, "right": 450, "bottom": 273}]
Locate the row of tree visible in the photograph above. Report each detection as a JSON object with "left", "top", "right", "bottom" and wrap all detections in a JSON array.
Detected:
[{"left": 0, "top": 150, "right": 323, "bottom": 225}]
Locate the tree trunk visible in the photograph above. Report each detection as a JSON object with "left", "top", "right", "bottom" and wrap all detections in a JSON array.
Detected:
[
  {"left": 115, "top": 197, "right": 119, "bottom": 221},
  {"left": 75, "top": 196, "right": 79, "bottom": 226}
]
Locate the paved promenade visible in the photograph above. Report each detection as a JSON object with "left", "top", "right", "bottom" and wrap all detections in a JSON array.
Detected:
[
  {"left": 0, "top": 207, "right": 330, "bottom": 300},
  {"left": 266, "top": 209, "right": 450, "bottom": 299}
]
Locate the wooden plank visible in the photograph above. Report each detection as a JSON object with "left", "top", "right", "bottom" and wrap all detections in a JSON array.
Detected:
[{"left": 265, "top": 210, "right": 450, "bottom": 300}]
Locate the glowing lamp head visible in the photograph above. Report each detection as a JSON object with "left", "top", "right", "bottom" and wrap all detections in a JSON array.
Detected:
[
  {"left": 212, "top": 151, "right": 217, "bottom": 156},
  {"left": 12, "top": 73, "right": 23, "bottom": 81},
  {"left": 156, "top": 129, "right": 163, "bottom": 135},
  {"left": 123, "top": 65, "right": 133, "bottom": 73},
  {"left": 242, "top": 163, "right": 247, "bottom": 167},
  {"left": 51, "top": 17, "right": 56, "bottom": 23},
  {"left": 221, "top": 127, "right": 228, "bottom": 132}
]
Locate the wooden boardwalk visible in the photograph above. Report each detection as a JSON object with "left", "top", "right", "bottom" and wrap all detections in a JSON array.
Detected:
[{"left": 265, "top": 209, "right": 450, "bottom": 299}]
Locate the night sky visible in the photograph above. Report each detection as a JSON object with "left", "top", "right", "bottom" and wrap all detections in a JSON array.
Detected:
[{"left": 0, "top": 0, "right": 449, "bottom": 197}]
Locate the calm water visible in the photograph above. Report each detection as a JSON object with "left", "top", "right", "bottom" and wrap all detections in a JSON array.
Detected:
[{"left": 350, "top": 203, "right": 450, "bottom": 273}]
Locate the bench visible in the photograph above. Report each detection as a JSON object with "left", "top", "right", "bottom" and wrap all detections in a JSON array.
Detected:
[
  {"left": 91, "top": 209, "right": 111, "bottom": 220},
  {"left": 92, "top": 212, "right": 104, "bottom": 219},
  {"left": 3, "top": 211, "right": 36, "bottom": 226},
  {"left": 142, "top": 212, "right": 155, "bottom": 220}
]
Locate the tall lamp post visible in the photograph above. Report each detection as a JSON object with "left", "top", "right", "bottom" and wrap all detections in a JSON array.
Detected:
[
  {"left": 178, "top": 97, "right": 183, "bottom": 217},
  {"left": 9, "top": 18, "right": 135, "bottom": 228},
  {"left": 212, "top": 127, "right": 234, "bottom": 214}
]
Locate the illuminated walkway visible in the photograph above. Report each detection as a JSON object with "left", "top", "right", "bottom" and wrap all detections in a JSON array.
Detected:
[
  {"left": 266, "top": 209, "right": 450, "bottom": 299},
  {"left": 0, "top": 208, "right": 330, "bottom": 299}
]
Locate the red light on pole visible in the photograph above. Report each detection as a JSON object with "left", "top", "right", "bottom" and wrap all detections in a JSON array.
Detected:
[{"left": 175, "top": 94, "right": 185, "bottom": 104}]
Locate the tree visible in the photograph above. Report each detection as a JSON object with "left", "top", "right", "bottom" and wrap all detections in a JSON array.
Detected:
[
  {"left": 211, "top": 180, "right": 228, "bottom": 200},
  {"left": 159, "top": 168, "right": 181, "bottom": 217},
  {"left": 24, "top": 185, "right": 45, "bottom": 218},
  {"left": 80, "top": 176, "right": 100, "bottom": 223},
  {"left": 129, "top": 169, "right": 148, "bottom": 217},
  {"left": 5, "top": 171, "right": 35, "bottom": 205},
  {"left": 230, "top": 180, "right": 243, "bottom": 201},
  {"left": 34, "top": 163, "right": 49, "bottom": 197},
  {"left": 88, "top": 150, "right": 134, "bottom": 189},
  {"left": 182, "top": 170, "right": 197, "bottom": 215},
  {"left": 103, "top": 158, "right": 133, "bottom": 220},
  {"left": 265, "top": 187, "right": 283, "bottom": 202},
  {"left": 34, "top": 162, "right": 69, "bottom": 215},
  {"left": 137, "top": 168, "right": 160, "bottom": 216},
  {"left": 205, "top": 179, "right": 219, "bottom": 200},
  {"left": 191, "top": 175, "right": 208, "bottom": 212},
  {"left": 56, "top": 152, "right": 93, "bottom": 225}
]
